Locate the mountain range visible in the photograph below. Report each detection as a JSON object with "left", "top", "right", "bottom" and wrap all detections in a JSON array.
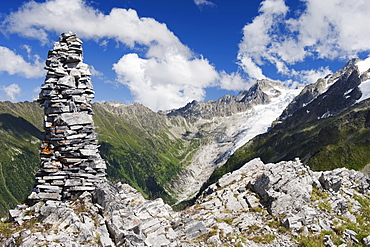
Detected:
[
  {"left": 1, "top": 57, "right": 370, "bottom": 219},
  {"left": 206, "top": 58, "right": 370, "bottom": 189}
]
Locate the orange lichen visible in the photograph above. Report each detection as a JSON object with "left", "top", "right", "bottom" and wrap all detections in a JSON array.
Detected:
[{"left": 41, "top": 142, "right": 52, "bottom": 155}]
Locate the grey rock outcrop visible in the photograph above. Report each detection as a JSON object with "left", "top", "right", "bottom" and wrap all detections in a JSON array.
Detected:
[
  {"left": 28, "top": 32, "right": 106, "bottom": 201},
  {"left": 195, "top": 159, "right": 370, "bottom": 246},
  {"left": 4, "top": 181, "right": 210, "bottom": 246},
  {"left": 248, "top": 158, "right": 317, "bottom": 216},
  {"left": 2, "top": 158, "right": 370, "bottom": 246}
]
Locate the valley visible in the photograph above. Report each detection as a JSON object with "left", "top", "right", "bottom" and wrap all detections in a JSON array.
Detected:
[{"left": 1, "top": 57, "right": 370, "bottom": 221}]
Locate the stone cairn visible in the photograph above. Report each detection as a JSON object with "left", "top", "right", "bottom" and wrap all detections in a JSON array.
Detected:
[{"left": 28, "top": 32, "right": 106, "bottom": 202}]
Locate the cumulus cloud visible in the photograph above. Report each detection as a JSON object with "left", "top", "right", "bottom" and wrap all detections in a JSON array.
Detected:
[
  {"left": 219, "top": 71, "right": 252, "bottom": 91},
  {"left": 3, "top": 0, "right": 188, "bottom": 55},
  {"left": 2, "top": 0, "right": 220, "bottom": 111},
  {"left": 238, "top": 0, "right": 370, "bottom": 85},
  {"left": 292, "top": 67, "right": 332, "bottom": 86},
  {"left": 0, "top": 83, "right": 21, "bottom": 102},
  {"left": 0, "top": 46, "right": 44, "bottom": 78},
  {"left": 113, "top": 53, "right": 218, "bottom": 110}
]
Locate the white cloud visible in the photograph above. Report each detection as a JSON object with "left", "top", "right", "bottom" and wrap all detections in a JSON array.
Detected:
[
  {"left": 0, "top": 46, "right": 44, "bottom": 78},
  {"left": 89, "top": 65, "right": 103, "bottom": 78},
  {"left": 237, "top": 56, "right": 266, "bottom": 80},
  {"left": 32, "top": 86, "right": 41, "bottom": 101},
  {"left": 292, "top": 67, "right": 332, "bottom": 85},
  {"left": 194, "top": 0, "right": 216, "bottom": 7},
  {"left": 3, "top": 0, "right": 189, "bottom": 56},
  {"left": 113, "top": 53, "right": 218, "bottom": 111},
  {"left": 238, "top": 0, "right": 288, "bottom": 80},
  {"left": 3, "top": 0, "right": 220, "bottom": 111},
  {"left": 219, "top": 71, "right": 254, "bottom": 91},
  {"left": 238, "top": 0, "right": 370, "bottom": 85},
  {"left": 0, "top": 83, "right": 21, "bottom": 102}
]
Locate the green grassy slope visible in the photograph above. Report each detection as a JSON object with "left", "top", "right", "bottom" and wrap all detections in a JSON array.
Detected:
[
  {"left": 92, "top": 103, "right": 199, "bottom": 201},
  {"left": 0, "top": 101, "right": 200, "bottom": 215},
  {"left": 206, "top": 100, "right": 370, "bottom": 187},
  {"left": 0, "top": 102, "right": 43, "bottom": 215}
]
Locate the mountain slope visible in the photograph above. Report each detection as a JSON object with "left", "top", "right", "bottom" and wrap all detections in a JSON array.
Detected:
[
  {"left": 0, "top": 80, "right": 298, "bottom": 215},
  {"left": 165, "top": 79, "right": 300, "bottom": 201},
  {"left": 0, "top": 101, "right": 43, "bottom": 215},
  {"left": 0, "top": 101, "right": 197, "bottom": 213},
  {"left": 207, "top": 58, "right": 370, "bottom": 187},
  {"left": 92, "top": 102, "right": 199, "bottom": 200}
]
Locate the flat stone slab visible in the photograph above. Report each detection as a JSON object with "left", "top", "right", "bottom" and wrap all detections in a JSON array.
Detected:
[
  {"left": 60, "top": 112, "right": 93, "bottom": 126},
  {"left": 68, "top": 186, "right": 96, "bottom": 191}
]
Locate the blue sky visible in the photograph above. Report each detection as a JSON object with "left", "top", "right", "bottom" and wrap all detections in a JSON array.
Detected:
[{"left": 1, "top": 0, "right": 370, "bottom": 111}]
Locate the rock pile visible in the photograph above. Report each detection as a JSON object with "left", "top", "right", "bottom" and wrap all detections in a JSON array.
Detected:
[
  {"left": 194, "top": 158, "right": 370, "bottom": 246},
  {"left": 4, "top": 181, "right": 210, "bottom": 247},
  {"left": 28, "top": 31, "right": 106, "bottom": 201},
  {"left": 3, "top": 158, "right": 370, "bottom": 246}
]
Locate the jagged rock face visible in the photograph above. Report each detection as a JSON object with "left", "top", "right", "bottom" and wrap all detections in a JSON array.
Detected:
[
  {"left": 167, "top": 79, "right": 287, "bottom": 123},
  {"left": 275, "top": 77, "right": 328, "bottom": 124},
  {"left": 275, "top": 58, "right": 368, "bottom": 129},
  {"left": 235, "top": 79, "right": 284, "bottom": 104},
  {"left": 29, "top": 32, "right": 106, "bottom": 201},
  {"left": 248, "top": 159, "right": 316, "bottom": 216},
  {"left": 4, "top": 182, "right": 211, "bottom": 246},
  {"left": 194, "top": 158, "right": 370, "bottom": 246},
  {"left": 3, "top": 158, "right": 369, "bottom": 246}
]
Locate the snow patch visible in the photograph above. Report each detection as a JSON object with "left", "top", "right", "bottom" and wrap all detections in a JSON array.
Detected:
[
  {"left": 107, "top": 102, "right": 125, "bottom": 107},
  {"left": 227, "top": 87, "right": 301, "bottom": 156},
  {"left": 357, "top": 57, "right": 370, "bottom": 74},
  {"left": 344, "top": 88, "right": 354, "bottom": 95},
  {"left": 172, "top": 86, "right": 302, "bottom": 202},
  {"left": 319, "top": 111, "right": 331, "bottom": 119},
  {"left": 357, "top": 79, "right": 370, "bottom": 103}
]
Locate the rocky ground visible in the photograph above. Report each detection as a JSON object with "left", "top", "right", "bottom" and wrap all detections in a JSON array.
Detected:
[{"left": 1, "top": 158, "right": 370, "bottom": 246}]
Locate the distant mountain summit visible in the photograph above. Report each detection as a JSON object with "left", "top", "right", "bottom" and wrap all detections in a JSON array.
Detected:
[
  {"left": 212, "top": 57, "right": 370, "bottom": 189},
  {"left": 168, "top": 79, "right": 292, "bottom": 122},
  {"left": 275, "top": 58, "right": 369, "bottom": 128},
  {"left": 235, "top": 79, "right": 286, "bottom": 103},
  {"left": 166, "top": 79, "right": 301, "bottom": 201}
]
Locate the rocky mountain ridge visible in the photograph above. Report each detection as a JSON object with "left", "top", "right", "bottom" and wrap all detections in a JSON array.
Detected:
[
  {"left": 168, "top": 79, "right": 291, "bottom": 122},
  {"left": 274, "top": 58, "right": 368, "bottom": 129},
  {"left": 0, "top": 75, "right": 301, "bottom": 213},
  {"left": 275, "top": 58, "right": 361, "bottom": 125},
  {"left": 165, "top": 79, "right": 300, "bottom": 201},
  {"left": 1, "top": 158, "right": 369, "bottom": 246},
  {"left": 206, "top": 56, "right": 370, "bottom": 190}
]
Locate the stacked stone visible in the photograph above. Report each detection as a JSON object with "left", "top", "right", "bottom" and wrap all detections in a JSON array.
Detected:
[{"left": 28, "top": 32, "right": 106, "bottom": 201}]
